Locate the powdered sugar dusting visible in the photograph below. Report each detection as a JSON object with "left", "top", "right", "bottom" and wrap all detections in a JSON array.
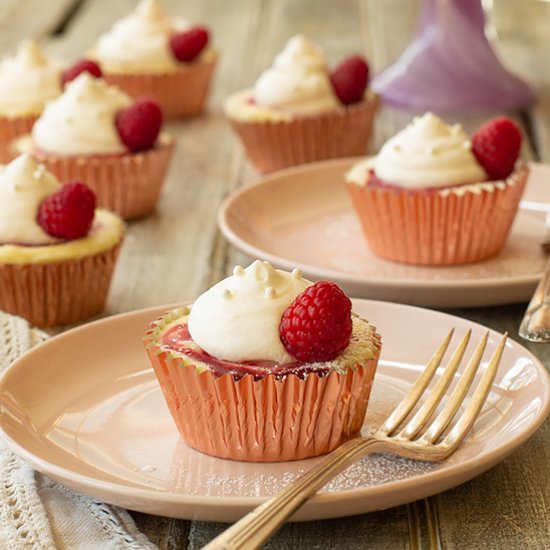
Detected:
[{"left": 167, "top": 452, "right": 436, "bottom": 497}]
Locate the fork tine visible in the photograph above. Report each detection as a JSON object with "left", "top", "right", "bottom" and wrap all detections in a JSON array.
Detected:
[
  {"left": 421, "top": 332, "right": 489, "bottom": 444},
  {"left": 441, "top": 332, "right": 508, "bottom": 453},
  {"left": 400, "top": 330, "right": 471, "bottom": 440},
  {"left": 379, "top": 328, "right": 454, "bottom": 436}
]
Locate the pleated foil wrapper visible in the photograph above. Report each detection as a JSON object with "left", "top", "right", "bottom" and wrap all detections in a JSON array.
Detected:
[
  {"left": 228, "top": 95, "right": 380, "bottom": 174},
  {"left": 346, "top": 163, "right": 529, "bottom": 266},
  {"left": 0, "top": 241, "right": 122, "bottom": 328},
  {"left": 144, "top": 308, "right": 381, "bottom": 462},
  {"left": 25, "top": 137, "right": 174, "bottom": 220},
  {"left": 103, "top": 57, "right": 217, "bottom": 119},
  {"left": 0, "top": 115, "right": 37, "bottom": 163}
]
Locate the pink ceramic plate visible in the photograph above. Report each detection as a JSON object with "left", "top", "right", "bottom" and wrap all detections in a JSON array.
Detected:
[
  {"left": 0, "top": 300, "right": 548, "bottom": 522},
  {"left": 218, "top": 158, "right": 549, "bottom": 307}
]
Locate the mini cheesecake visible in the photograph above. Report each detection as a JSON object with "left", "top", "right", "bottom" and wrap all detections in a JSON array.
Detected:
[{"left": 144, "top": 261, "right": 381, "bottom": 462}]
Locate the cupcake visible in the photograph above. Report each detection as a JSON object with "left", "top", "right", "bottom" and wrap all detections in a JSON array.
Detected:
[
  {"left": 346, "top": 114, "right": 528, "bottom": 265},
  {"left": 0, "top": 41, "right": 62, "bottom": 163},
  {"left": 14, "top": 72, "right": 174, "bottom": 220},
  {"left": 88, "top": 0, "right": 216, "bottom": 119},
  {"left": 224, "top": 35, "right": 379, "bottom": 173},
  {"left": 144, "top": 260, "right": 381, "bottom": 462},
  {"left": 0, "top": 154, "right": 124, "bottom": 327}
]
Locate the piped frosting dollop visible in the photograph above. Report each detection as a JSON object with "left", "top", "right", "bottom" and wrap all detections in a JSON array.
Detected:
[
  {"left": 372, "top": 113, "right": 488, "bottom": 188},
  {"left": 91, "top": 0, "right": 191, "bottom": 73},
  {"left": 32, "top": 73, "right": 132, "bottom": 155},
  {"left": 0, "top": 41, "right": 62, "bottom": 118},
  {"left": 0, "top": 154, "right": 61, "bottom": 245},
  {"left": 188, "top": 260, "right": 312, "bottom": 363},
  {"left": 253, "top": 35, "right": 339, "bottom": 114}
]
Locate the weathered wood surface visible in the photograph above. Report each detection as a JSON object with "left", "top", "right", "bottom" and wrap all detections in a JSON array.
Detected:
[{"left": 0, "top": 0, "right": 549, "bottom": 548}]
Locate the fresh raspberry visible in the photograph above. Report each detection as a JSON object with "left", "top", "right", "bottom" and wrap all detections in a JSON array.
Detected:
[
  {"left": 472, "top": 116, "right": 522, "bottom": 180},
  {"left": 330, "top": 56, "right": 369, "bottom": 106},
  {"left": 115, "top": 99, "right": 163, "bottom": 152},
  {"left": 37, "top": 182, "right": 96, "bottom": 240},
  {"left": 169, "top": 26, "right": 209, "bottom": 62},
  {"left": 62, "top": 59, "right": 102, "bottom": 86},
  {"left": 280, "top": 281, "right": 353, "bottom": 362}
]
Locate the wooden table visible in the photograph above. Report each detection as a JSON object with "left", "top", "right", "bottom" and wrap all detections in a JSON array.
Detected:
[{"left": 2, "top": 0, "right": 550, "bottom": 547}]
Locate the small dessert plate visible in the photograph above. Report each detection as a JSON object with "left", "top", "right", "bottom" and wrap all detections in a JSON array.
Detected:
[
  {"left": 0, "top": 300, "right": 548, "bottom": 522},
  {"left": 218, "top": 158, "right": 550, "bottom": 308}
]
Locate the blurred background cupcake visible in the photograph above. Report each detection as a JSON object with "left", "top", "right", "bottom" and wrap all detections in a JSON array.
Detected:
[
  {"left": 88, "top": 0, "right": 216, "bottom": 119},
  {"left": 224, "top": 35, "right": 378, "bottom": 173},
  {"left": 0, "top": 155, "right": 124, "bottom": 327},
  {"left": 14, "top": 72, "right": 174, "bottom": 220},
  {"left": 0, "top": 41, "right": 62, "bottom": 163},
  {"left": 346, "top": 113, "right": 528, "bottom": 265}
]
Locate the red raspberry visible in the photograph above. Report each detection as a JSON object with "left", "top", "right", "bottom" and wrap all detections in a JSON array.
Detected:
[
  {"left": 115, "top": 99, "right": 163, "bottom": 152},
  {"left": 280, "top": 282, "right": 353, "bottom": 362},
  {"left": 169, "top": 26, "right": 209, "bottom": 62},
  {"left": 37, "top": 182, "right": 96, "bottom": 240},
  {"left": 62, "top": 59, "right": 102, "bottom": 87},
  {"left": 472, "top": 116, "right": 522, "bottom": 180},
  {"left": 330, "top": 56, "right": 369, "bottom": 106}
]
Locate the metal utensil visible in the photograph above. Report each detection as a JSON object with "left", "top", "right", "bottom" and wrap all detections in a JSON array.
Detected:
[
  {"left": 519, "top": 212, "right": 550, "bottom": 343},
  {"left": 203, "top": 329, "right": 507, "bottom": 550}
]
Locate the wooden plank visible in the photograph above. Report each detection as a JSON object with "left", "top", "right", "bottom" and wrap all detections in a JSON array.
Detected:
[
  {"left": 0, "top": 0, "right": 76, "bottom": 54},
  {"left": 435, "top": 421, "right": 550, "bottom": 549},
  {"left": 189, "top": 507, "right": 411, "bottom": 550}
]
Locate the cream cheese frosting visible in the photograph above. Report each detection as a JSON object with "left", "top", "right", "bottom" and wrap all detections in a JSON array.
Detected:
[
  {"left": 0, "top": 41, "right": 62, "bottom": 118},
  {"left": 371, "top": 113, "right": 488, "bottom": 188},
  {"left": 32, "top": 73, "right": 132, "bottom": 156},
  {"left": 188, "top": 260, "right": 312, "bottom": 364},
  {"left": 252, "top": 35, "right": 339, "bottom": 114},
  {"left": 0, "top": 155, "right": 61, "bottom": 245},
  {"left": 91, "top": 0, "right": 191, "bottom": 73}
]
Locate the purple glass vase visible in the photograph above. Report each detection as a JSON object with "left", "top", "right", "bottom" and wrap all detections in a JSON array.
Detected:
[{"left": 371, "top": 0, "right": 534, "bottom": 111}]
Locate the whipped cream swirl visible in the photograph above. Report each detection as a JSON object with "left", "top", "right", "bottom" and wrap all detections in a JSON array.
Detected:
[
  {"left": 32, "top": 73, "right": 132, "bottom": 156},
  {"left": 0, "top": 41, "right": 62, "bottom": 118},
  {"left": 253, "top": 35, "right": 339, "bottom": 114},
  {"left": 188, "top": 260, "right": 312, "bottom": 364},
  {"left": 92, "top": 0, "right": 191, "bottom": 73},
  {"left": 0, "top": 155, "right": 61, "bottom": 245},
  {"left": 373, "top": 113, "right": 488, "bottom": 188}
]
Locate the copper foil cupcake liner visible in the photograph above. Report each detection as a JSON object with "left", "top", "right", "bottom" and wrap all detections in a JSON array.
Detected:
[
  {"left": 0, "top": 115, "right": 37, "bottom": 163},
  {"left": 28, "top": 138, "right": 174, "bottom": 220},
  {"left": 0, "top": 242, "right": 122, "bottom": 328},
  {"left": 144, "top": 308, "right": 381, "bottom": 462},
  {"left": 103, "top": 57, "right": 217, "bottom": 119},
  {"left": 346, "top": 164, "right": 529, "bottom": 266},
  {"left": 229, "top": 95, "right": 380, "bottom": 173}
]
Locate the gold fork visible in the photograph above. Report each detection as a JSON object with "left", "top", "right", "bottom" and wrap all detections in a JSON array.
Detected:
[{"left": 203, "top": 329, "right": 508, "bottom": 550}]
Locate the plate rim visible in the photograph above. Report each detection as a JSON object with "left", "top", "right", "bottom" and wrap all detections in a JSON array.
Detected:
[
  {"left": 1, "top": 300, "right": 549, "bottom": 515},
  {"left": 217, "top": 156, "right": 547, "bottom": 290}
]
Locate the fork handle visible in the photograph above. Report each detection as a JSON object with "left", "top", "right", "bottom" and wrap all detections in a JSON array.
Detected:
[
  {"left": 202, "top": 437, "right": 386, "bottom": 550},
  {"left": 519, "top": 255, "right": 550, "bottom": 343}
]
